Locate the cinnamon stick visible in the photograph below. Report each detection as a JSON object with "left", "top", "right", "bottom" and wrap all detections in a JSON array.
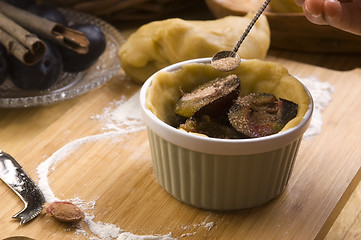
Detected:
[
  {"left": 0, "top": 1, "right": 89, "bottom": 54},
  {"left": 0, "top": 12, "right": 45, "bottom": 65}
]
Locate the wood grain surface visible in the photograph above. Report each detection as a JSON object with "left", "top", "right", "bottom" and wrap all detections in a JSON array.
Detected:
[{"left": 1, "top": 46, "right": 361, "bottom": 239}]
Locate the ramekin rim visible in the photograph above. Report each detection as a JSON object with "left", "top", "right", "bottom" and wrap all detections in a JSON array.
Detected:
[{"left": 140, "top": 58, "right": 313, "bottom": 155}]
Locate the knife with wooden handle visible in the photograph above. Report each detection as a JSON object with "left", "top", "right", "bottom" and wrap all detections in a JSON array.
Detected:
[{"left": 0, "top": 150, "right": 45, "bottom": 225}]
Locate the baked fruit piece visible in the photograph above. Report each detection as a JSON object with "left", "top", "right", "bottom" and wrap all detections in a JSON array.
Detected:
[{"left": 228, "top": 93, "right": 298, "bottom": 138}]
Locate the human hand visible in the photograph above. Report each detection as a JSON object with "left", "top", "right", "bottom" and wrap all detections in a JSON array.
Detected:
[{"left": 294, "top": 0, "right": 361, "bottom": 35}]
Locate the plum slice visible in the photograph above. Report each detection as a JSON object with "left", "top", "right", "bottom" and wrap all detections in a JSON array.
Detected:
[
  {"left": 175, "top": 74, "right": 240, "bottom": 118},
  {"left": 228, "top": 93, "right": 298, "bottom": 138},
  {"left": 179, "top": 114, "right": 244, "bottom": 139}
]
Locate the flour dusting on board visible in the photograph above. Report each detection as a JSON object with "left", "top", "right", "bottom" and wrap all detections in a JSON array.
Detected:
[
  {"left": 92, "top": 91, "right": 144, "bottom": 131},
  {"left": 35, "top": 91, "right": 189, "bottom": 240},
  {"left": 298, "top": 76, "right": 335, "bottom": 140}
]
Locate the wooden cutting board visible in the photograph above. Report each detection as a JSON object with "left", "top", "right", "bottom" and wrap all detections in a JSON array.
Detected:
[{"left": 0, "top": 52, "right": 361, "bottom": 239}]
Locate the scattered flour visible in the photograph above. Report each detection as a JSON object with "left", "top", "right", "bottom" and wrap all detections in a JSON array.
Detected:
[
  {"left": 298, "top": 76, "right": 335, "bottom": 140},
  {"left": 179, "top": 232, "right": 197, "bottom": 238},
  {"left": 117, "top": 232, "right": 174, "bottom": 240},
  {"left": 91, "top": 91, "right": 144, "bottom": 132},
  {"left": 84, "top": 214, "right": 123, "bottom": 239},
  {"left": 35, "top": 91, "right": 178, "bottom": 240},
  {"left": 204, "top": 221, "right": 215, "bottom": 231}
]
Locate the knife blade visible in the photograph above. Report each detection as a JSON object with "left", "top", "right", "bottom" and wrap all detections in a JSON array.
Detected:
[{"left": 0, "top": 150, "right": 45, "bottom": 225}]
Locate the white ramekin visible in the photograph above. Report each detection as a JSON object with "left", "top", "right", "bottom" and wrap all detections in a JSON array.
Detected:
[{"left": 140, "top": 58, "right": 313, "bottom": 210}]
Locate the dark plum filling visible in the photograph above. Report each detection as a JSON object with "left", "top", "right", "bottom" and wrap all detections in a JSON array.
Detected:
[
  {"left": 228, "top": 93, "right": 298, "bottom": 138},
  {"left": 175, "top": 76, "right": 298, "bottom": 139}
]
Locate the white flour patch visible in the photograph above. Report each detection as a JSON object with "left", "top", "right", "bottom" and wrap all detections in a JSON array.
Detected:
[
  {"left": 179, "top": 232, "right": 197, "bottom": 238},
  {"left": 91, "top": 91, "right": 144, "bottom": 132},
  {"left": 117, "top": 232, "right": 174, "bottom": 240},
  {"left": 298, "top": 76, "right": 335, "bottom": 140},
  {"left": 204, "top": 221, "right": 215, "bottom": 231}
]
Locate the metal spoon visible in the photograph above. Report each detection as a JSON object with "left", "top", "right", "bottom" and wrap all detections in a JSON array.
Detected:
[{"left": 211, "top": 0, "right": 271, "bottom": 72}]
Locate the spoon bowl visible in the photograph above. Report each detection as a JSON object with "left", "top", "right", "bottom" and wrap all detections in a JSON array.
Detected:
[
  {"left": 211, "top": 0, "right": 271, "bottom": 72},
  {"left": 211, "top": 50, "right": 241, "bottom": 72}
]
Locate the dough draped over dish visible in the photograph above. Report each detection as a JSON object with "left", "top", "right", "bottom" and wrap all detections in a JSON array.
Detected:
[
  {"left": 146, "top": 59, "right": 310, "bottom": 132},
  {"left": 118, "top": 14, "right": 270, "bottom": 83}
]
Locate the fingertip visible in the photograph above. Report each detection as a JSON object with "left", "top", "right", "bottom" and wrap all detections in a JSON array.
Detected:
[
  {"left": 324, "top": 0, "right": 342, "bottom": 18},
  {"left": 304, "top": 0, "right": 324, "bottom": 14},
  {"left": 302, "top": 0, "right": 328, "bottom": 25}
]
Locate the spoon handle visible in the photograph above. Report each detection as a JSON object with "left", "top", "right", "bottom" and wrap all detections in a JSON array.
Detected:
[{"left": 232, "top": 0, "right": 271, "bottom": 53}]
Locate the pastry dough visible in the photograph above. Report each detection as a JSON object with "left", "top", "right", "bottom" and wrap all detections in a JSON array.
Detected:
[
  {"left": 146, "top": 59, "right": 310, "bottom": 131},
  {"left": 118, "top": 14, "right": 270, "bottom": 83}
]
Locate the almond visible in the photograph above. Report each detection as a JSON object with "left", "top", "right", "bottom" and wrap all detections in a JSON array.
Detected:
[{"left": 46, "top": 201, "right": 84, "bottom": 224}]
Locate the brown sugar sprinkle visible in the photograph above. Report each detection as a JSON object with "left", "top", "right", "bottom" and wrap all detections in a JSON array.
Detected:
[
  {"left": 212, "top": 57, "right": 241, "bottom": 72},
  {"left": 228, "top": 93, "right": 283, "bottom": 137},
  {"left": 175, "top": 74, "right": 240, "bottom": 118}
]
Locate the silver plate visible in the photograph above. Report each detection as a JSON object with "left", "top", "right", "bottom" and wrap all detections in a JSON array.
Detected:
[{"left": 0, "top": 8, "right": 124, "bottom": 108}]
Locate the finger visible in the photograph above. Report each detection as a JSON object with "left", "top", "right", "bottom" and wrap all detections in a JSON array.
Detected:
[
  {"left": 304, "top": 0, "right": 325, "bottom": 14},
  {"left": 323, "top": 0, "right": 342, "bottom": 18},
  {"left": 324, "top": 0, "right": 361, "bottom": 35},
  {"left": 303, "top": 0, "right": 328, "bottom": 25}
]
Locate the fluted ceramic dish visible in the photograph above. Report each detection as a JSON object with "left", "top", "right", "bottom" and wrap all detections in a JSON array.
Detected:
[
  {"left": 0, "top": 8, "right": 124, "bottom": 108},
  {"left": 140, "top": 58, "right": 313, "bottom": 210}
]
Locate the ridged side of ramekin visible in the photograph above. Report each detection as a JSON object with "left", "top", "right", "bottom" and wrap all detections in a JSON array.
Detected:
[{"left": 147, "top": 128, "right": 302, "bottom": 210}]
